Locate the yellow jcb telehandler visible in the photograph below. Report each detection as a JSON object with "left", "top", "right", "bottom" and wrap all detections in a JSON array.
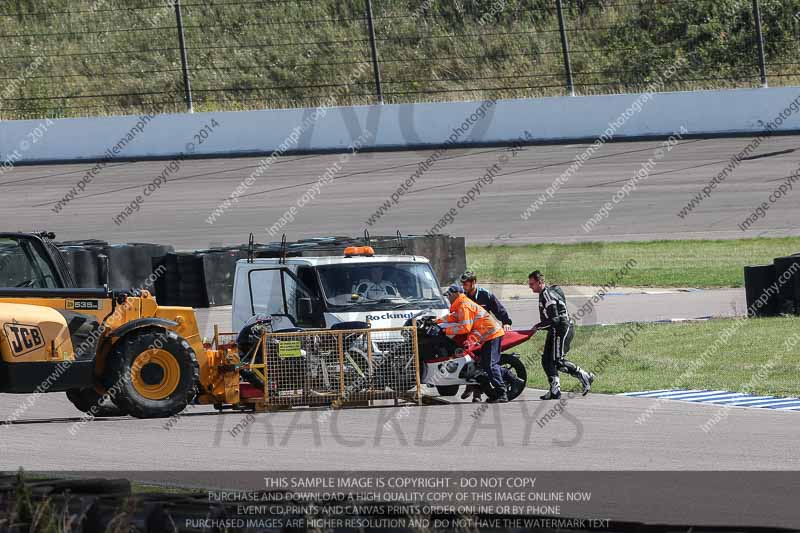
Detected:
[{"left": 0, "top": 232, "right": 239, "bottom": 418}]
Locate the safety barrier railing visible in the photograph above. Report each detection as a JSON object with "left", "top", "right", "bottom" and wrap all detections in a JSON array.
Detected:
[{"left": 1, "top": 0, "right": 794, "bottom": 119}]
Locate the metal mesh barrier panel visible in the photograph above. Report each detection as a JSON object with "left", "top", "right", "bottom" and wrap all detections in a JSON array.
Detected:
[{"left": 240, "top": 326, "right": 420, "bottom": 409}]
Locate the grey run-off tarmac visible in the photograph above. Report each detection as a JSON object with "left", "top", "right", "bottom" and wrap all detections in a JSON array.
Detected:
[{"left": 3, "top": 136, "right": 799, "bottom": 247}]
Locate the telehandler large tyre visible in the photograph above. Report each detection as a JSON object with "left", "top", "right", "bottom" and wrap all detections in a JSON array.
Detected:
[
  {"left": 66, "top": 387, "right": 129, "bottom": 418},
  {"left": 105, "top": 328, "right": 199, "bottom": 419}
]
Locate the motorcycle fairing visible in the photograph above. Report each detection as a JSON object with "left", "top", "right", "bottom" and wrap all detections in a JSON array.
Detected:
[{"left": 422, "top": 354, "right": 478, "bottom": 386}]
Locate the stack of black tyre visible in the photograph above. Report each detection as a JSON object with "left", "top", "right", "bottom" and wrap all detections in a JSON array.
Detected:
[
  {"left": 57, "top": 241, "right": 174, "bottom": 296},
  {"left": 744, "top": 253, "right": 800, "bottom": 317},
  {"left": 55, "top": 234, "right": 467, "bottom": 308},
  {"left": 153, "top": 248, "right": 250, "bottom": 308}
]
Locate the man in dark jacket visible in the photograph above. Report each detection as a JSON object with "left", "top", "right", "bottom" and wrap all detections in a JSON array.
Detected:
[
  {"left": 461, "top": 270, "right": 513, "bottom": 331},
  {"left": 529, "top": 270, "right": 594, "bottom": 400},
  {"left": 460, "top": 270, "right": 522, "bottom": 401}
]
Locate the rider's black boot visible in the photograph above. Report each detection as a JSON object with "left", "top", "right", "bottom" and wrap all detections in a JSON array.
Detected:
[
  {"left": 540, "top": 376, "right": 561, "bottom": 400},
  {"left": 580, "top": 371, "right": 595, "bottom": 396}
]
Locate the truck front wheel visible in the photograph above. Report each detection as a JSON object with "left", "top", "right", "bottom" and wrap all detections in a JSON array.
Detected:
[{"left": 106, "top": 329, "right": 199, "bottom": 419}]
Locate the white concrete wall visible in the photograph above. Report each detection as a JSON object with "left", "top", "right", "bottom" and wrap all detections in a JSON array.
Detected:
[{"left": 2, "top": 86, "right": 799, "bottom": 163}]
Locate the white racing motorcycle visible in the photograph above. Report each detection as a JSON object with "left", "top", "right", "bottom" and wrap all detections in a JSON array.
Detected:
[{"left": 399, "top": 310, "right": 531, "bottom": 400}]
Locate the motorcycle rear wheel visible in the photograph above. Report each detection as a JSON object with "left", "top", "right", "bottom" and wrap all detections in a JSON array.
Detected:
[{"left": 500, "top": 354, "right": 528, "bottom": 400}]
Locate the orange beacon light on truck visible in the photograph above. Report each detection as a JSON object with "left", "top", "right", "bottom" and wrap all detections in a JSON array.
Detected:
[{"left": 344, "top": 246, "right": 375, "bottom": 257}]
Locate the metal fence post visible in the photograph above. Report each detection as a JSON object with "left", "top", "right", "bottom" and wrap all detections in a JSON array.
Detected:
[
  {"left": 555, "top": 0, "right": 575, "bottom": 96},
  {"left": 174, "top": 0, "right": 194, "bottom": 112},
  {"left": 365, "top": 0, "right": 384, "bottom": 104},
  {"left": 752, "top": 0, "right": 768, "bottom": 87}
]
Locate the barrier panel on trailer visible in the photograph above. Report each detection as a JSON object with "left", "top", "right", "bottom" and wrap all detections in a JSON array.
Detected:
[{"left": 213, "top": 325, "right": 422, "bottom": 410}]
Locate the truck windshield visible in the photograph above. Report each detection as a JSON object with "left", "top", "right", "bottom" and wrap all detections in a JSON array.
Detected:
[
  {"left": 316, "top": 262, "right": 446, "bottom": 310},
  {"left": 0, "top": 237, "right": 60, "bottom": 289}
]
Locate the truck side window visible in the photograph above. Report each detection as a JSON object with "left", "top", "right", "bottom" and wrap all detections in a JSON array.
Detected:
[
  {"left": 295, "top": 267, "right": 322, "bottom": 328},
  {"left": 297, "top": 267, "right": 321, "bottom": 299},
  {"left": 249, "top": 269, "right": 289, "bottom": 318}
]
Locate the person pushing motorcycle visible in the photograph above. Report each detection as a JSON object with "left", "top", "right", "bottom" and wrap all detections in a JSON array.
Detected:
[
  {"left": 436, "top": 285, "right": 510, "bottom": 403},
  {"left": 460, "top": 270, "right": 513, "bottom": 331},
  {"left": 460, "top": 269, "right": 515, "bottom": 402},
  {"left": 528, "top": 270, "right": 594, "bottom": 400}
]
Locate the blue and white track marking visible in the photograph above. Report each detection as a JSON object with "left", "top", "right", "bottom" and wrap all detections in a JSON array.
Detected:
[{"left": 621, "top": 389, "right": 800, "bottom": 411}]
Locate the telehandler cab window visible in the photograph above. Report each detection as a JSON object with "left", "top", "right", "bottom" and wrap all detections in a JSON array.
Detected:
[{"left": 0, "top": 237, "right": 59, "bottom": 289}]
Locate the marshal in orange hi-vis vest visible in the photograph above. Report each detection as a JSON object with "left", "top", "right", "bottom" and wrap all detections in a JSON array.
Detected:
[{"left": 436, "top": 293, "right": 504, "bottom": 346}]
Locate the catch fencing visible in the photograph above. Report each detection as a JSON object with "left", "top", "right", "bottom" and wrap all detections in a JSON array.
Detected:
[{"left": 0, "top": 0, "right": 798, "bottom": 119}]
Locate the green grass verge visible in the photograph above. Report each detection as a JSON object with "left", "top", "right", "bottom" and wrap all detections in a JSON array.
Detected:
[
  {"left": 514, "top": 316, "right": 800, "bottom": 397},
  {"left": 466, "top": 237, "right": 800, "bottom": 288}
]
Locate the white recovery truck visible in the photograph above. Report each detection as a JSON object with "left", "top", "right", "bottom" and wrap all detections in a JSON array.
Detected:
[
  {"left": 232, "top": 246, "right": 450, "bottom": 334},
  {"left": 230, "top": 244, "right": 529, "bottom": 401}
]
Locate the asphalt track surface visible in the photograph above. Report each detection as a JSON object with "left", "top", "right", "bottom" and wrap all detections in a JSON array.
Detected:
[
  {"left": 2, "top": 137, "right": 798, "bottom": 527},
  {"left": 9, "top": 384, "right": 800, "bottom": 471},
  {"left": 2, "top": 136, "right": 799, "bottom": 248},
  {"left": 2, "top": 390, "right": 799, "bottom": 527},
  {"left": 7, "top": 387, "right": 797, "bottom": 472}
]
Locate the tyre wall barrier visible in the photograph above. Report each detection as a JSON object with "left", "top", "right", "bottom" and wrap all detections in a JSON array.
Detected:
[
  {"left": 57, "top": 235, "right": 466, "bottom": 308},
  {"left": 59, "top": 245, "right": 102, "bottom": 288},
  {"left": 125, "top": 243, "right": 175, "bottom": 292},
  {"left": 57, "top": 241, "right": 174, "bottom": 296},
  {"left": 744, "top": 264, "right": 780, "bottom": 318},
  {"left": 57, "top": 239, "right": 108, "bottom": 289},
  {"left": 773, "top": 255, "right": 800, "bottom": 315},
  {"left": 198, "top": 249, "right": 249, "bottom": 307},
  {"left": 152, "top": 252, "right": 209, "bottom": 308},
  {"left": 405, "top": 235, "right": 467, "bottom": 286}
]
